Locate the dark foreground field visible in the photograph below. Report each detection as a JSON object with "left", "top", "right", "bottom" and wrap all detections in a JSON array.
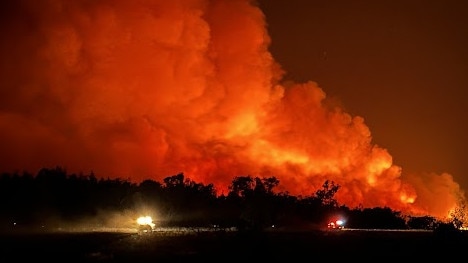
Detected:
[{"left": 1, "top": 228, "right": 467, "bottom": 262}]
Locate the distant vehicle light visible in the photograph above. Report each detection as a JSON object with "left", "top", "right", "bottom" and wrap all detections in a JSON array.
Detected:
[
  {"left": 327, "top": 219, "right": 345, "bottom": 229},
  {"left": 136, "top": 216, "right": 155, "bottom": 233},
  {"left": 137, "top": 216, "right": 153, "bottom": 226}
]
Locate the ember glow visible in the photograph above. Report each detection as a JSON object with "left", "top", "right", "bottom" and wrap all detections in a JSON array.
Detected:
[{"left": 0, "top": 0, "right": 465, "bottom": 219}]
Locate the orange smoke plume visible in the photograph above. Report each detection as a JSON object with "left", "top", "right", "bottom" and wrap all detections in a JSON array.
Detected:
[{"left": 0, "top": 0, "right": 464, "bottom": 219}]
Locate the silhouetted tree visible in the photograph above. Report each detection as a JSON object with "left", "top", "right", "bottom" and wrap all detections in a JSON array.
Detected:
[
  {"left": 347, "top": 207, "right": 406, "bottom": 229},
  {"left": 314, "top": 180, "right": 340, "bottom": 207},
  {"left": 0, "top": 166, "right": 446, "bottom": 232},
  {"left": 260, "top": 176, "right": 280, "bottom": 194},
  {"left": 163, "top": 173, "right": 185, "bottom": 188},
  {"left": 228, "top": 176, "right": 255, "bottom": 198}
]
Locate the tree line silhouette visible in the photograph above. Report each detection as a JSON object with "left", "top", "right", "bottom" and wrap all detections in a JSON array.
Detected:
[{"left": 0, "top": 166, "right": 461, "bottom": 232}]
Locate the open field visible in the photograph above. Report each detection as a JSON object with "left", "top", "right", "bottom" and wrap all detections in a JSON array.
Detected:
[{"left": 1, "top": 228, "right": 467, "bottom": 262}]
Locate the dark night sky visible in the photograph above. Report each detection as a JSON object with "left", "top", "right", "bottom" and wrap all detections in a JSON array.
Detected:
[{"left": 258, "top": 0, "right": 468, "bottom": 192}]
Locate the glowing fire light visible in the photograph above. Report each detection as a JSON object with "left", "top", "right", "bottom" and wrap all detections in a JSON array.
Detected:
[{"left": 0, "top": 0, "right": 465, "bottom": 222}]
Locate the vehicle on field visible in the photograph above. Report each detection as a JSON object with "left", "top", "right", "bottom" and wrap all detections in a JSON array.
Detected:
[
  {"left": 327, "top": 218, "right": 345, "bottom": 230},
  {"left": 137, "top": 216, "right": 155, "bottom": 234}
]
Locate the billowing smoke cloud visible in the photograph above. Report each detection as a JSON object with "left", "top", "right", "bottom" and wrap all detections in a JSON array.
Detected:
[{"left": 0, "top": 0, "right": 464, "bottom": 219}]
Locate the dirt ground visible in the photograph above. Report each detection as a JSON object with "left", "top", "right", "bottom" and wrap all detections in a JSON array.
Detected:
[{"left": 1, "top": 228, "right": 466, "bottom": 262}]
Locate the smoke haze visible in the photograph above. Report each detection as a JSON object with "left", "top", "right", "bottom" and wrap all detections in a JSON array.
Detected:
[{"left": 0, "top": 0, "right": 464, "bottom": 219}]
